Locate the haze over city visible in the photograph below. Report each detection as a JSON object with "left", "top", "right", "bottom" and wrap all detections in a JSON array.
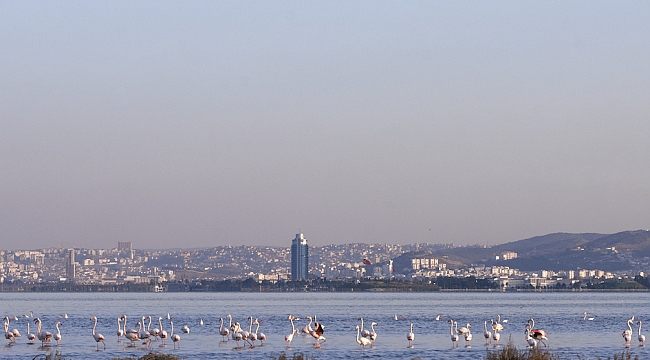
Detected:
[{"left": 1, "top": 2, "right": 649, "bottom": 251}]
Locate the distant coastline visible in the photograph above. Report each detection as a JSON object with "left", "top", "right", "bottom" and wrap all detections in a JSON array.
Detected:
[{"left": 1, "top": 278, "right": 646, "bottom": 293}]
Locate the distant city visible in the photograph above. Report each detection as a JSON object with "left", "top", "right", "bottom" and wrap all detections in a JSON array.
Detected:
[{"left": 1, "top": 231, "right": 648, "bottom": 291}]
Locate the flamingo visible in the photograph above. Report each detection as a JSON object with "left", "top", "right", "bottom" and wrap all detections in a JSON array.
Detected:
[
  {"left": 158, "top": 317, "right": 168, "bottom": 347},
  {"left": 638, "top": 320, "right": 646, "bottom": 346},
  {"left": 149, "top": 316, "right": 160, "bottom": 340},
  {"left": 355, "top": 325, "right": 372, "bottom": 347},
  {"left": 528, "top": 318, "right": 548, "bottom": 347},
  {"left": 7, "top": 317, "right": 21, "bottom": 341},
  {"left": 493, "top": 316, "right": 504, "bottom": 332},
  {"left": 310, "top": 315, "right": 326, "bottom": 348},
  {"left": 406, "top": 323, "right": 415, "bottom": 348},
  {"left": 170, "top": 320, "right": 181, "bottom": 349},
  {"left": 285, "top": 315, "right": 299, "bottom": 348},
  {"left": 240, "top": 320, "right": 250, "bottom": 346},
  {"left": 219, "top": 317, "right": 230, "bottom": 342},
  {"left": 54, "top": 321, "right": 62, "bottom": 345},
  {"left": 116, "top": 317, "right": 124, "bottom": 342},
  {"left": 492, "top": 320, "right": 501, "bottom": 347},
  {"left": 139, "top": 316, "right": 151, "bottom": 348},
  {"left": 302, "top": 316, "right": 313, "bottom": 336},
  {"left": 23, "top": 311, "right": 33, "bottom": 319},
  {"left": 123, "top": 315, "right": 138, "bottom": 336},
  {"left": 464, "top": 324, "right": 472, "bottom": 347},
  {"left": 59, "top": 313, "right": 68, "bottom": 319},
  {"left": 182, "top": 324, "right": 190, "bottom": 334},
  {"left": 583, "top": 312, "right": 595, "bottom": 321},
  {"left": 4, "top": 318, "right": 15, "bottom": 344},
  {"left": 457, "top": 322, "right": 470, "bottom": 336},
  {"left": 124, "top": 322, "right": 139, "bottom": 347},
  {"left": 34, "top": 318, "right": 52, "bottom": 346},
  {"left": 623, "top": 316, "right": 635, "bottom": 345},
  {"left": 27, "top": 322, "right": 36, "bottom": 344},
  {"left": 449, "top": 320, "right": 459, "bottom": 348},
  {"left": 90, "top": 316, "right": 106, "bottom": 350},
  {"left": 359, "top": 317, "right": 370, "bottom": 338},
  {"left": 369, "top": 322, "right": 378, "bottom": 342},
  {"left": 255, "top": 318, "right": 266, "bottom": 345},
  {"left": 247, "top": 316, "right": 258, "bottom": 346},
  {"left": 483, "top": 321, "right": 492, "bottom": 345},
  {"left": 199, "top": 318, "right": 204, "bottom": 326},
  {"left": 525, "top": 325, "right": 537, "bottom": 348}
]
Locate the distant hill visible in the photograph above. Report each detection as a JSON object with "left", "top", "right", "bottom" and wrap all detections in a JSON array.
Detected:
[{"left": 429, "top": 230, "right": 650, "bottom": 271}]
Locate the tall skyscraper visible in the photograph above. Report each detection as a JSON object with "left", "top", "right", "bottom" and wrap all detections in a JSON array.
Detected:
[
  {"left": 291, "top": 233, "right": 309, "bottom": 281},
  {"left": 66, "top": 249, "right": 76, "bottom": 282}
]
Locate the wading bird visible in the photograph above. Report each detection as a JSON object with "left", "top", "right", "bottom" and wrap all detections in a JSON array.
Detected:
[
  {"left": 54, "top": 321, "right": 62, "bottom": 345},
  {"left": 483, "top": 321, "right": 492, "bottom": 345},
  {"left": 637, "top": 320, "right": 645, "bottom": 346},
  {"left": 528, "top": 318, "right": 548, "bottom": 347},
  {"left": 170, "top": 320, "right": 181, "bottom": 349},
  {"left": 90, "top": 316, "right": 106, "bottom": 350},
  {"left": 285, "top": 315, "right": 299, "bottom": 348},
  {"left": 355, "top": 325, "right": 371, "bottom": 347},
  {"left": 406, "top": 323, "right": 415, "bottom": 348}
]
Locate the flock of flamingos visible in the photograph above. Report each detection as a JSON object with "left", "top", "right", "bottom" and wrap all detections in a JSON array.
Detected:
[{"left": 2, "top": 311, "right": 646, "bottom": 352}]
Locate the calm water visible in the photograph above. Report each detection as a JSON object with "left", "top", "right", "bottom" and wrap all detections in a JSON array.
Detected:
[{"left": 0, "top": 292, "right": 648, "bottom": 359}]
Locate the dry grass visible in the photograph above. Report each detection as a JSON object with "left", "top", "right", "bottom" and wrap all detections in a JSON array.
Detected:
[
  {"left": 112, "top": 353, "right": 181, "bottom": 360},
  {"left": 486, "top": 338, "right": 640, "bottom": 360},
  {"left": 272, "top": 352, "right": 315, "bottom": 360},
  {"left": 485, "top": 338, "right": 561, "bottom": 360}
]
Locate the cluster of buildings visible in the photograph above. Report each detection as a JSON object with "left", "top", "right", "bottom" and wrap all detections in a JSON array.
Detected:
[{"left": 0, "top": 234, "right": 647, "bottom": 290}]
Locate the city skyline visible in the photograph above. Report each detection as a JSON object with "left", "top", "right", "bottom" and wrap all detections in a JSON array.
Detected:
[{"left": 2, "top": 2, "right": 649, "bottom": 251}]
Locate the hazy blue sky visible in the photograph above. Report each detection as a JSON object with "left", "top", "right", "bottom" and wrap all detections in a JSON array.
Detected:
[{"left": 1, "top": 1, "right": 649, "bottom": 250}]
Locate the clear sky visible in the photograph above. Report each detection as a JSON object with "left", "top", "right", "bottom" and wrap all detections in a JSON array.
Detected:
[{"left": 1, "top": 1, "right": 649, "bottom": 250}]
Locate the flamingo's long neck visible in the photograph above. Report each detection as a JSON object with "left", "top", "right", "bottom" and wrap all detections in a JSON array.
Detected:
[
  {"left": 249, "top": 317, "right": 253, "bottom": 332},
  {"left": 628, "top": 320, "right": 633, "bottom": 332},
  {"left": 27, "top": 322, "right": 30, "bottom": 334},
  {"left": 371, "top": 323, "right": 375, "bottom": 332},
  {"left": 484, "top": 321, "right": 487, "bottom": 333},
  {"left": 159, "top": 318, "right": 164, "bottom": 333},
  {"left": 56, "top": 323, "right": 60, "bottom": 335},
  {"left": 290, "top": 319, "right": 295, "bottom": 332},
  {"left": 360, "top": 318, "right": 364, "bottom": 332},
  {"left": 227, "top": 316, "right": 232, "bottom": 329},
  {"left": 36, "top": 320, "right": 42, "bottom": 335},
  {"left": 449, "top": 321, "right": 453, "bottom": 335},
  {"left": 170, "top": 321, "right": 174, "bottom": 337},
  {"left": 356, "top": 326, "right": 361, "bottom": 341},
  {"left": 255, "top": 321, "right": 260, "bottom": 334},
  {"left": 639, "top": 321, "right": 643, "bottom": 335},
  {"left": 92, "top": 318, "right": 97, "bottom": 336},
  {"left": 219, "top": 318, "right": 223, "bottom": 332},
  {"left": 529, "top": 318, "right": 535, "bottom": 329},
  {"left": 410, "top": 323, "right": 413, "bottom": 333}
]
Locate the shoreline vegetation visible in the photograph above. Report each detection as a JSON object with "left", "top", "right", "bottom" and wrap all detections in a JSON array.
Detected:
[
  {"left": 34, "top": 345, "right": 641, "bottom": 360},
  {"left": 486, "top": 339, "right": 640, "bottom": 360},
  {"left": 1, "top": 276, "right": 647, "bottom": 293}
]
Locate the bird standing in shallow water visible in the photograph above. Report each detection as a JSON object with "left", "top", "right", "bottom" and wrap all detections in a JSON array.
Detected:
[
  {"left": 406, "top": 323, "right": 415, "bottom": 348},
  {"left": 285, "top": 315, "right": 299, "bottom": 348},
  {"left": 483, "top": 321, "right": 492, "bottom": 345},
  {"left": 637, "top": 320, "right": 646, "bottom": 346},
  {"left": 528, "top": 318, "right": 548, "bottom": 347},
  {"left": 355, "top": 325, "right": 371, "bottom": 348},
  {"left": 54, "top": 322, "right": 62, "bottom": 345},
  {"left": 91, "top": 316, "right": 105, "bottom": 350}
]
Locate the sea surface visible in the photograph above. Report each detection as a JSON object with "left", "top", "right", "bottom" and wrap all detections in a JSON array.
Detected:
[{"left": 0, "top": 291, "right": 648, "bottom": 359}]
